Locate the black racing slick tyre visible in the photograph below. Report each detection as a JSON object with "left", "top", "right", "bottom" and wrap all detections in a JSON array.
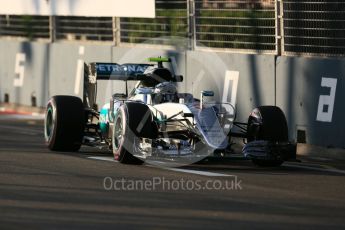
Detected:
[
  {"left": 112, "top": 102, "right": 158, "bottom": 164},
  {"left": 44, "top": 96, "right": 84, "bottom": 151},
  {"left": 247, "top": 106, "right": 288, "bottom": 167},
  {"left": 247, "top": 106, "right": 288, "bottom": 143}
]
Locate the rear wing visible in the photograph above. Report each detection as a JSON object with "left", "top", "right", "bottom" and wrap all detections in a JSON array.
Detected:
[
  {"left": 86, "top": 62, "right": 183, "bottom": 82},
  {"left": 83, "top": 62, "right": 183, "bottom": 109},
  {"left": 87, "top": 62, "right": 152, "bottom": 81}
]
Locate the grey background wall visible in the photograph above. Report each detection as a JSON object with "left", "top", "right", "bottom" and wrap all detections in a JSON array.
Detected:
[
  {"left": 0, "top": 41, "right": 50, "bottom": 107},
  {"left": 276, "top": 56, "right": 345, "bottom": 148},
  {"left": 186, "top": 51, "right": 275, "bottom": 122},
  {"left": 0, "top": 40, "right": 343, "bottom": 148}
]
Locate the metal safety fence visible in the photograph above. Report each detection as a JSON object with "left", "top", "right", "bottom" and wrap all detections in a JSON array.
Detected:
[
  {"left": 282, "top": 0, "right": 345, "bottom": 56},
  {"left": 1, "top": 0, "right": 345, "bottom": 57},
  {"left": 55, "top": 16, "right": 114, "bottom": 42},
  {"left": 194, "top": 0, "right": 276, "bottom": 52},
  {"left": 120, "top": 0, "right": 189, "bottom": 46},
  {"left": 0, "top": 15, "right": 50, "bottom": 40}
]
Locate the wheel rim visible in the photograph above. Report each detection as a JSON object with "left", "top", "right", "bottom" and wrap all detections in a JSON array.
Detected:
[
  {"left": 113, "top": 116, "right": 123, "bottom": 151},
  {"left": 44, "top": 107, "right": 54, "bottom": 141}
]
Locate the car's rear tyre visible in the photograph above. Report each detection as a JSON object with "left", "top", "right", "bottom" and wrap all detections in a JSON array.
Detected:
[
  {"left": 112, "top": 102, "right": 157, "bottom": 164},
  {"left": 247, "top": 106, "right": 288, "bottom": 167},
  {"left": 44, "top": 95, "right": 84, "bottom": 151}
]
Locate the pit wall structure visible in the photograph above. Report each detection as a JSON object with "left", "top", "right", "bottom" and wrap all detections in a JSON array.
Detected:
[{"left": 0, "top": 40, "right": 343, "bottom": 148}]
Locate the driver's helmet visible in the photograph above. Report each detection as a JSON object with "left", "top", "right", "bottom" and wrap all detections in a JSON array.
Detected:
[{"left": 154, "top": 82, "right": 178, "bottom": 103}]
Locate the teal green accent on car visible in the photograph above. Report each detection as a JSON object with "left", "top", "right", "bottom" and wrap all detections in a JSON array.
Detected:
[
  {"left": 45, "top": 107, "right": 53, "bottom": 138},
  {"left": 99, "top": 107, "right": 109, "bottom": 134}
]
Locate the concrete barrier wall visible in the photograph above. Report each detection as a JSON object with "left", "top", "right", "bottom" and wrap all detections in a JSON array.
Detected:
[
  {"left": 0, "top": 40, "right": 343, "bottom": 148},
  {"left": 276, "top": 56, "right": 345, "bottom": 148},
  {"left": 49, "top": 43, "right": 113, "bottom": 105},
  {"left": 186, "top": 51, "right": 275, "bottom": 122},
  {"left": 0, "top": 41, "right": 50, "bottom": 107},
  {"left": 0, "top": 41, "right": 5, "bottom": 103}
]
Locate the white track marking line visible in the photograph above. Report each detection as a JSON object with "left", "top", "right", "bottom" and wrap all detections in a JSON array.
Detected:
[
  {"left": 87, "top": 156, "right": 118, "bottom": 162},
  {"left": 87, "top": 156, "right": 345, "bottom": 176},
  {"left": 88, "top": 156, "right": 233, "bottom": 177},
  {"left": 163, "top": 168, "right": 237, "bottom": 177},
  {"left": 146, "top": 165, "right": 236, "bottom": 177},
  {"left": 284, "top": 163, "right": 345, "bottom": 175}
]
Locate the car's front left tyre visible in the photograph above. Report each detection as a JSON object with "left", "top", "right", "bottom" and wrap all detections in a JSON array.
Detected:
[
  {"left": 44, "top": 95, "right": 85, "bottom": 151},
  {"left": 247, "top": 106, "right": 288, "bottom": 167}
]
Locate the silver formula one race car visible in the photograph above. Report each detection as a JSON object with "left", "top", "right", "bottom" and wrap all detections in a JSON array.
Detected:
[{"left": 44, "top": 57, "right": 296, "bottom": 166}]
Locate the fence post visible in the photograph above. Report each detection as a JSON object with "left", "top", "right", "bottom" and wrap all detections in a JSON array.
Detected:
[
  {"left": 276, "top": 0, "right": 284, "bottom": 55},
  {"left": 49, "top": 16, "right": 56, "bottom": 42},
  {"left": 188, "top": 0, "right": 196, "bottom": 50},
  {"left": 113, "top": 17, "right": 121, "bottom": 46}
]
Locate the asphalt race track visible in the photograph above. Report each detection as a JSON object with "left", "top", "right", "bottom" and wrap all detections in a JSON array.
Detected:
[{"left": 0, "top": 116, "right": 344, "bottom": 229}]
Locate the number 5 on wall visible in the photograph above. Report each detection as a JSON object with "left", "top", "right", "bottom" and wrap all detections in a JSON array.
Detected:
[{"left": 316, "top": 77, "right": 337, "bottom": 122}]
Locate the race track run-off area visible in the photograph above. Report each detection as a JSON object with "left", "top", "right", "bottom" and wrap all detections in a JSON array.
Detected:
[{"left": 0, "top": 114, "right": 344, "bottom": 229}]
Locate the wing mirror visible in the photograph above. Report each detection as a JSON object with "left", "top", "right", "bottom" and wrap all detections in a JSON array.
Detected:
[
  {"left": 201, "top": 91, "right": 214, "bottom": 97},
  {"left": 200, "top": 90, "right": 214, "bottom": 109}
]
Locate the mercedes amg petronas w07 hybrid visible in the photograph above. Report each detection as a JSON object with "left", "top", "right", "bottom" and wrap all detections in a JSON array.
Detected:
[{"left": 44, "top": 57, "right": 296, "bottom": 166}]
